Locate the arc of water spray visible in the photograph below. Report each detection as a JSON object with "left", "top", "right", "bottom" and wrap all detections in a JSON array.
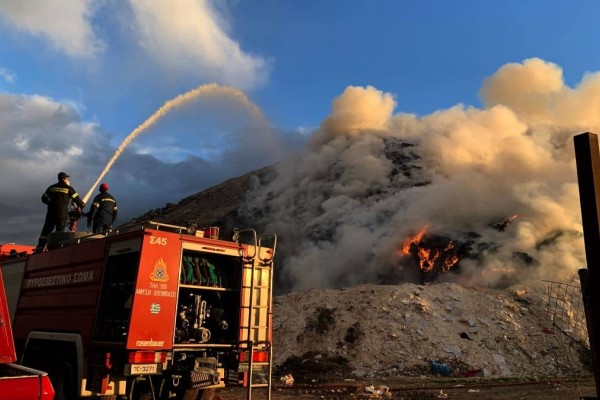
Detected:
[{"left": 82, "top": 83, "right": 265, "bottom": 204}]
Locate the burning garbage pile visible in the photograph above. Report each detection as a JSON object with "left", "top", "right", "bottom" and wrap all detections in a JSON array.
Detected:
[
  {"left": 397, "top": 215, "right": 526, "bottom": 284},
  {"left": 399, "top": 226, "right": 468, "bottom": 282},
  {"left": 234, "top": 57, "right": 597, "bottom": 386},
  {"left": 240, "top": 58, "right": 590, "bottom": 291},
  {"left": 230, "top": 58, "right": 598, "bottom": 385}
]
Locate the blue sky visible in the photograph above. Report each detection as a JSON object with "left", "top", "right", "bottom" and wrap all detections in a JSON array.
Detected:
[{"left": 1, "top": 0, "right": 600, "bottom": 245}]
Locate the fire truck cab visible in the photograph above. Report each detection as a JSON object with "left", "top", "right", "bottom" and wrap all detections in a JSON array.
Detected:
[{"left": 2, "top": 222, "right": 275, "bottom": 400}]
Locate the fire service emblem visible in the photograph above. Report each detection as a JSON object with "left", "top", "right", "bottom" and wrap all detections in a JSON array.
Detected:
[
  {"left": 150, "top": 257, "right": 169, "bottom": 282},
  {"left": 150, "top": 303, "right": 161, "bottom": 315}
]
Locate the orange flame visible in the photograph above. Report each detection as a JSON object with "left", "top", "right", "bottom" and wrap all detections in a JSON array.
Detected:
[
  {"left": 402, "top": 226, "right": 428, "bottom": 255},
  {"left": 494, "top": 214, "right": 520, "bottom": 231},
  {"left": 401, "top": 226, "right": 461, "bottom": 273}
]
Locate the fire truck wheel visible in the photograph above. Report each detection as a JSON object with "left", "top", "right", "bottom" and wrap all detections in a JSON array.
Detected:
[
  {"left": 182, "top": 388, "right": 216, "bottom": 400},
  {"left": 52, "top": 359, "right": 77, "bottom": 400},
  {"left": 200, "top": 389, "right": 217, "bottom": 400},
  {"left": 23, "top": 340, "right": 78, "bottom": 400}
]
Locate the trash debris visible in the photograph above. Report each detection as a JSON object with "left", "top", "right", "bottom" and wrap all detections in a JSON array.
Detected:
[
  {"left": 460, "top": 332, "right": 474, "bottom": 341},
  {"left": 430, "top": 361, "right": 452, "bottom": 376},
  {"left": 468, "top": 389, "right": 481, "bottom": 393},
  {"left": 437, "top": 389, "right": 449, "bottom": 398},
  {"left": 280, "top": 373, "right": 294, "bottom": 386},
  {"left": 272, "top": 283, "right": 589, "bottom": 380},
  {"left": 364, "top": 385, "right": 391, "bottom": 397},
  {"left": 492, "top": 353, "right": 513, "bottom": 376},
  {"left": 444, "top": 346, "right": 462, "bottom": 357},
  {"left": 460, "top": 368, "right": 482, "bottom": 377}
]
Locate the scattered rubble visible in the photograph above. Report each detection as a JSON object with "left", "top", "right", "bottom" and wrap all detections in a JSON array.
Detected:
[{"left": 273, "top": 282, "right": 591, "bottom": 380}]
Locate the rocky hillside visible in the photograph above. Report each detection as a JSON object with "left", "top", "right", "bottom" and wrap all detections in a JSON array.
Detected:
[{"left": 121, "top": 166, "right": 273, "bottom": 236}]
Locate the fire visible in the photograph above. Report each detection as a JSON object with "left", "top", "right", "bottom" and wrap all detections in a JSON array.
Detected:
[
  {"left": 400, "top": 227, "right": 461, "bottom": 273},
  {"left": 493, "top": 214, "right": 519, "bottom": 232},
  {"left": 402, "top": 226, "right": 428, "bottom": 254}
]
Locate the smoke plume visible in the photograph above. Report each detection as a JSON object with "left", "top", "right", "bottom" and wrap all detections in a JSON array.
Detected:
[{"left": 241, "top": 58, "right": 591, "bottom": 290}]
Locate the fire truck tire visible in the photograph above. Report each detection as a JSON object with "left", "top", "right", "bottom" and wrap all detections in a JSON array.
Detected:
[
  {"left": 200, "top": 389, "right": 217, "bottom": 400},
  {"left": 182, "top": 389, "right": 199, "bottom": 400},
  {"left": 182, "top": 388, "right": 216, "bottom": 400},
  {"left": 54, "top": 359, "right": 77, "bottom": 400},
  {"left": 22, "top": 339, "right": 78, "bottom": 400}
]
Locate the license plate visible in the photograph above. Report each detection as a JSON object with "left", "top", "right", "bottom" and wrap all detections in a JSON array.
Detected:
[{"left": 128, "top": 363, "right": 160, "bottom": 375}]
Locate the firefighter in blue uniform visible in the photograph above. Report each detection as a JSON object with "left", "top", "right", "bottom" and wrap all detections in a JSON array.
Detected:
[
  {"left": 87, "top": 183, "right": 118, "bottom": 233},
  {"left": 37, "top": 172, "right": 85, "bottom": 250}
]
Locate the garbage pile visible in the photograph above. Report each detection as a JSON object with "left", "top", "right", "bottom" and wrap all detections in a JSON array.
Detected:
[{"left": 273, "top": 282, "right": 590, "bottom": 380}]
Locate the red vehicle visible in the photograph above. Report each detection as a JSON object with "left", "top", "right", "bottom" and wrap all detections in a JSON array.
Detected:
[
  {"left": 1, "top": 223, "right": 275, "bottom": 400},
  {"left": 0, "top": 244, "right": 55, "bottom": 400}
]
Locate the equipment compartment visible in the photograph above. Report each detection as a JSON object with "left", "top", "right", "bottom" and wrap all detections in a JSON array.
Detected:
[{"left": 175, "top": 250, "right": 242, "bottom": 345}]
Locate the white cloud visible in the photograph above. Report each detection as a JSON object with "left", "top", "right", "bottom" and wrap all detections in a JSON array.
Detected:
[
  {"left": 0, "top": 0, "right": 104, "bottom": 58},
  {"left": 0, "top": 1, "right": 269, "bottom": 87},
  {"left": 129, "top": 0, "right": 269, "bottom": 89},
  {"left": 0, "top": 68, "right": 16, "bottom": 84}
]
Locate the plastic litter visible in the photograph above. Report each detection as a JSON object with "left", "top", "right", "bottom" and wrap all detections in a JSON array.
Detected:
[
  {"left": 437, "top": 389, "right": 448, "bottom": 398},
  {"left": 430, "top": 361, "right": 453, "bottom": 376},
  {"left": 364, "top": 385, "right": 391, "bottom": 397},
  {"left": 280, "top": 373, "right": 294, "bottom": 386},
  {"left": 461, "top": 368, "right": 482, "bottom": 377}
]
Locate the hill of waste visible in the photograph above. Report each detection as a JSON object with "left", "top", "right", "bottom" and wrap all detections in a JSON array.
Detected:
[{"left": 272, "top": 282, "right": 590, "bottom": 380}]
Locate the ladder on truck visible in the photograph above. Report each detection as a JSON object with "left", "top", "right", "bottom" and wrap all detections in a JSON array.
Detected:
[{"left": 238, "top": 230, "right": 276, "bottom": 400}]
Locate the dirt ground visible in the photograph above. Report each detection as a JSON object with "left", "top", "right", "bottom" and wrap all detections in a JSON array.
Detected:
[{"left": 213, "top": 376, "right": 597, "bottom": 399}]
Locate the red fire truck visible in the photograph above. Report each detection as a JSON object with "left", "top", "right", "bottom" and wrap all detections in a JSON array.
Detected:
[
  {"left": 1, "top": 222, "right": 275, "bottom": 400},
  {"left": 0, "top": 244, "right": 55, "bottom": 400}
]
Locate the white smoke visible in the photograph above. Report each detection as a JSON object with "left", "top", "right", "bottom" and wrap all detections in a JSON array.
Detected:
[{"left": 241, "top": 58, "right": 591, "bottom": 290}]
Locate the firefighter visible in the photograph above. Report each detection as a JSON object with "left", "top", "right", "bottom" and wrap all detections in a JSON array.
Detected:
[
  {"left": 37, "top": 172, "right": 85, "bottom": 250},
  {"left": 87, "top": 183, "right": 118, "bottom": 233}
]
